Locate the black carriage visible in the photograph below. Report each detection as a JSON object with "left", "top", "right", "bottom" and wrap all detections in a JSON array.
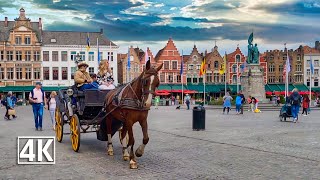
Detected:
[{"left": 54, "top": 86, "right": 123, "bottom": 152}]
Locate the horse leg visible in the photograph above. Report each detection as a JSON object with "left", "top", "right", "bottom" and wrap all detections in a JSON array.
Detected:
[
  {"left": 106, "top": 116, "right": 113, "bottom": 156},
  {"left": 128, "top": 125, "right": 137, "bottom": 169},
  {"left": 135, "top": 120, "right": 149, "bottom": 157},
  {"left": 120, "top": 125, "right": 130, "bottom": 161}
]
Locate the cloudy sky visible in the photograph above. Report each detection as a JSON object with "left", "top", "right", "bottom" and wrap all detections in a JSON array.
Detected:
[{"left": 0, "top": 0, "right": 319, "bottom": 55}]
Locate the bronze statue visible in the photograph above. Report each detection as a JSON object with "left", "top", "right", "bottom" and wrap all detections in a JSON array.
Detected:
[{"left": 247, "top": 33, "right": 259, "bottom": 64}]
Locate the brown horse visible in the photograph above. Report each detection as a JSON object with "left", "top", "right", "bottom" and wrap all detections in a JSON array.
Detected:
[{"left": 104, "top": 60, "right": 163, "bottom": 169}]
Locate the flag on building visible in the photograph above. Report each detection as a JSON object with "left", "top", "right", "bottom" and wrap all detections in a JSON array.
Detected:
[
  {"left": 97, "top": 38, "right": 100, "bottom": 64},
  {"left": 127, "top": 48, "right": 131, "bottom": 69},
  {"left": 86, "top": 33, "right": 90, "bottom": 51},
  {"left": 286, "top": 54, "right": 291, "bottom": 73},
  {"left": 310, "top": 56, "right": 314, "bottom": 74},
  {"left": 219, "top": 54, "right": 226, "bottom": 75},
  {"left": 199, "top": 58, "right": 206, "bottom": 76},
  {"left": 180, "top": 51, "right": 184, "bottom": 75}
]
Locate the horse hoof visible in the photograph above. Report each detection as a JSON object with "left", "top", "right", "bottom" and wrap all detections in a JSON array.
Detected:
[
  {"left": 107, "top": 151, "right": 114, "bottom": 156},
  {"left": 135, "top": 151, "right": 142, "bottom": 157},
  {"left": 130, "top": 160, "right": 138, "bottom": 169},
  {"left": 123, "top": 156, "right": 130, "bottom": 161}
]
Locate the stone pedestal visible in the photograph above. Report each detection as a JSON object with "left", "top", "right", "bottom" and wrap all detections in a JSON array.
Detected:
[{"left": 241, "top": 64, "right": 267, "bottom": 102}]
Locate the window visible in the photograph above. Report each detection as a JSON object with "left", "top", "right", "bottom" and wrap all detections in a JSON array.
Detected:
[
  {"left": 52, "top": 51, "right": 58, "bottom": 61},
  {"left": 214, "top": 73, "right": 219, "bottom": 83},
  {"left": 193, "top": 77, "right": 198, "bottom": 84},
  {"left": 25, "top": 36, "right": 31, "bottom": 45},
  {"left": 307, "top": 60, "right": 310, "bottom": 67},
  {"left": 188, "top": 64, "right": 194, "bottom": 70},
  {"left": 89, "top": 67, "right": 94, "bottom": 74},
  {"left": 43, "top": 67, "right": 50, "bottom": 80},
  {"left": 236, "top": 55, "right": 241, "bottom": 62},
  {"left": 71, "top": 51, "right": 77, "bottom": 61},
  {"left": 34, "top": 51, "right": 40, "bottom": 61},
  {"left": 199, "top": 77, "right": 203, "bottom": 83},
  {"left": 61, "top": 51, "right": 67, "bottom": 61},
  {"left": 177, "top": 75, "right": 181, "bottom": 83},
  {"left": 307, "top": 79, "right": 310, "bottom": 87},
  {"left": 25, "top": 67, "right": 31, "bottom": 79},
  {"left": 232, "top": 64, "right": 237, "bottom": 73},
  {"left": 16, "top": 68, "right": 22, "bottom": 79},
  {"left": 307, "top": 69, "right": 311, "bottom": 76},
  {"left": 134, "top": 64, "right": 139, "bottom": 72},
  {"left": 279, "top": 64, "right": 283, "bottom": 72},
  {"left": 164, "top": 61, "right": 169, "bottom": 70},
  {"left": 43, "top": 51, "right": 49, "bottom": 61},
  {"left": 196, "top": 65, "right": 201, "bottom": 70},
  {"left": 25, "top": 51, "right": 31, "bottom": 61},
  {"left": 16, "top": 51, "right": 22, "bottom": 61},
  {"left": 34, "top": 68, "right": 40, "bottom": 79},
  {"left": 232, "top": 75, "right": 237, "bottom": 84},
  {"left": 207, "top": 63, "right": 211, "bottom": 69},
  {"left": 283, "top": 55, "right": 287, "bottom": 61},
  {"left": 297, "top": 56, "right": 301, "bottom": 61},
  {"left": 99, "top": 52, "right": 103, "bottom": 60},
  {"left": 269, "top": 55, "right": 274, "bottom": 61},
  {"left": 295, "top": 75, "right": 302, "bottom": 83},
  {"left": 88, "top": 52, "right": 94, "bottom": 61},
  {"left": 71, "top": 67, "right": 76, "bottom": 79},
  {"left": 53, "top": 67, "right": 59, "bottom": 80},
  {"left": 0, "top": 68, "right": 4, "bottom": 79},
  {"left": 160, "top": 74, "right": 165, "bottom": 83},
  {"left": 315, "top": 60, "right": 319, "bottom": 67},
  {"left": 268, "top": 76, "right": 275, "bottom": 83},
  {"left": 221, "top": 74, "right": 226, "bottom": 83},
  {"left": 172, "top": 61, "right": 178, "bottom": 69},
  {"left": 296, "top": 63, "right": 302, "bottom": 72},
  {"left": 168, "top": 73, "right": 173, "bottom": 83},
  {"left": 187, "top": 77, "right": 192, "bottom": 83},
  {"left": 314, "top": 79, "right": 319, "bottom": 87},
  {"left": 0, "top": 51, "right": 3, "bottom": 61},
  {"left": 7, "top": 51, "right": 13, "bottom": 61},
  {"left": 15, "top": 36, "right": 21, "bottom": 44},
  {"left": 268, "top": 63, "right": 275, "bottom": 72},
  {"left": 315, "top": 69, "right": 319, "bottom": 75},
  {"left": 206, "top": 73, "right": 212, "bottom": 82},
  {"left": 61, "top": 67, "right": 68, "bottom": 80},
  {"left": 279, "top": 76, "right": 283, "bottom": 83},
  {"left": 80, "top": 52, "right": 85, "bottom": 61},
  {"left": 7, "top": 68, "right": 14, "bottom": 79},
  {"left": 111, "top": 52, "right": 114, "bottom": 61},
  {"left": 214, "top": 61, "right": 219, "bottom": 69},
  {"left": 107, "top": 52, "right": 114, "bottom": 61}
]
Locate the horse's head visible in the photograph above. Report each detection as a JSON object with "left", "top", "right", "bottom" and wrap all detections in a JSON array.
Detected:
[{"left": 140, "top": 60, "right": 163, "bottom": 107}]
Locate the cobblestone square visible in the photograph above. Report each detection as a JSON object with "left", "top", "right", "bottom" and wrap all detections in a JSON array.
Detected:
[{"left": 0, "top": 105, "right": 319, "bottom": 179}]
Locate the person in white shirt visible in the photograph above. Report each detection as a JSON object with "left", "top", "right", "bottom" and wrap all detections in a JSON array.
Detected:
[{"left": 48, "top": 91, "right": 57, "bottom": 130}]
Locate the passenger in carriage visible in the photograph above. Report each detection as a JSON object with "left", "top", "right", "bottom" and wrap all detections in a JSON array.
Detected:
[
  {"left": 97, "top": 60, "right": 116, "bottom": 90},
  {"left": 74, "top": 62, "right": 98, "bottom": 91}
]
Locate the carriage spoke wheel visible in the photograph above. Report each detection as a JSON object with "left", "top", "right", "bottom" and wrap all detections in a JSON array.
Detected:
[
  {"left": 70, "top": 114, "right": 80, "bottom": 152},
  {"left": 55, "top": 108, "right": 63, "bottom": 142}
]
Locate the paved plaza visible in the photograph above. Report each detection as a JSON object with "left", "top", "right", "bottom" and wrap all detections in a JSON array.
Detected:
[{"left": 0, "top": 105, "right": 319, "bottom": 179}]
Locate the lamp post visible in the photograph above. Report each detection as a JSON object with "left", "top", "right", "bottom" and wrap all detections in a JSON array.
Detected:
[{"left": 75, "top": 53, "right": 82, "bottom": 65}]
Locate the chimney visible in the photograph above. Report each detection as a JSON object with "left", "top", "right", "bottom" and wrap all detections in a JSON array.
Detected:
[
  {"left": 4, "top": 17, "right": 8, "bottom": 27},
  {"left": 100, "top": 28, "right": 104, "bottom": 34},
  {"left": 38, "top": 18, "right": 42, "bottom": 30},
  {"left": 205, "top": 50, "right": 207, "bottom": 56},
  {"left": 315, "top": 41, "right": 320, "bottom": 50}
]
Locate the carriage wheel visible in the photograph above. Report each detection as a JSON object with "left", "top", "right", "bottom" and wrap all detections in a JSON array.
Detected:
[
  {"left": 118, "top": 127, "right": 129, "bottom": 145},
  {"left": 70, "top": 114, "right": 81, "bottom": 152},
  {"left": 55, "top": 108, "right": 63, "bottom": 142}
]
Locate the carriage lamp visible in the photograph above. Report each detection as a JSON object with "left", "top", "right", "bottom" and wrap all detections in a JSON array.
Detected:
[
  {"left": 67, "top": 89, "right": 74, "bottom": 96},
  {"left": 75, "top": 53, "right": 82, "bottom": 64}
]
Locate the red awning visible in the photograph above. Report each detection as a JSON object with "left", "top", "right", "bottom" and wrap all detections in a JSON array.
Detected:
[{"left": 156, "top": 92, "right": 171, "bottom": 96}]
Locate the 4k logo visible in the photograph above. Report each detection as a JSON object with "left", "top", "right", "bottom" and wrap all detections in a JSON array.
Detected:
[{"left": 17, "top": 136, "right": 55, "bottom": 164}]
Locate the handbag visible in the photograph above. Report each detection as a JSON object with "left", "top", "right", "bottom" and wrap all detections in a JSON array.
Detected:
[{"left": 8, "top": 109, "right": 16, "bottom": 116}]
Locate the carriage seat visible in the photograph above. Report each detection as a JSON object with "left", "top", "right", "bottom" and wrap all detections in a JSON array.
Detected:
[{"left": 84, "top": 89, "right": 110, "bottom": 107}]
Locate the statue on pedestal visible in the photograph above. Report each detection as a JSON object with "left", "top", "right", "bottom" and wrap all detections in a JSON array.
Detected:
[{"left": 247, "top": 33, "right": 260, "bottom": 64}]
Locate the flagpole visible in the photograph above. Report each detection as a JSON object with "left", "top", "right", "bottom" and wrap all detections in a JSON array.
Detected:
[
  {"left": 285, "top": 43, "right": 288, "bottom": 98},
  {"left": 310, "top": 55, "right": 312, "bottom": 107},
  {"left": 181, "top": 50, "right": 184, "bottom": 105},
  {"left": 237, "top": 59, "right": 239, "bottom": 93},
  {"left": 225, "top": 52, "right": 227, "bottom": 94},
  {"left": 203, "top": 73, "right": 206, "bottom": 105}
]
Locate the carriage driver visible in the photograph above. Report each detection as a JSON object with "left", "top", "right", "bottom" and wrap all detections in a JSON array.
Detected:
[{"left": 74, "top": 62, "right": 98, "bottom": 90}]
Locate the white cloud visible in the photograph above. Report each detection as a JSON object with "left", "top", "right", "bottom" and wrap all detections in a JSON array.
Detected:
[
  {"left": 154, "top": 3, "right": 165, "bottom": 8},
  {"left": 170, "top": 7, "right": 177, "bottom": 10}
]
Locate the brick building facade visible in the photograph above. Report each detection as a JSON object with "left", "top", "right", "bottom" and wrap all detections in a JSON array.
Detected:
[{"left": 205, "top": 45, "right": 225, "bottom": 84}]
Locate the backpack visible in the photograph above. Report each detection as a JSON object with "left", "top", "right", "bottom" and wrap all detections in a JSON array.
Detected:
[
  {"left": 30, "top": 89, "right": 45, "bottom": 103},
  {"left": 292, "top": 95, "right": 300, "bottom": 105},
  {"left": 2, "top": 97, "right": 8, "bottom": 106}
]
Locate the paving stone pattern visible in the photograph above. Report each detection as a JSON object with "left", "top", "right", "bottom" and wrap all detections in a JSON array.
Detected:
[{"left": 0, "top": 106, "right": 319, "bottom": 179}]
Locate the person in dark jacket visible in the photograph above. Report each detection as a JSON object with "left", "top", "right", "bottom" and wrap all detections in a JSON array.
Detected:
[
  {"left": 239, "top": 90, "right": 245, "bottom": 114},
  {"left": 4, "top": 91, "right": 17, "bottom": 120},
  {"left": 289, "top": 88, "right": 302, "bottom": 123}
]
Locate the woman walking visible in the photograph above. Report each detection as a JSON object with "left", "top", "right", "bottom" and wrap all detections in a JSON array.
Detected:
[
  {"left": 302, "top": 94, "right": 310, "bottom": 116},
  {"left": 48, "top": 91, "right": 57, "bottom": 130},
  {"left": 223, "top": 92, "right": 233, "bottom": 114},
  {"left": 4, "top": 91, "right": 17, "bottom": 120}
]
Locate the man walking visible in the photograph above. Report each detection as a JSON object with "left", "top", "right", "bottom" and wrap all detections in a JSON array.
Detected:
[
  {"left": 239, "top": 90, "right": 245, "bottom": 114},
  {"left": 289, "top": 88, "right": 301, "bottom": 123},
  {"left": 185, "top": 94, "right": 191, "bottom": 110},
  {"left": 29, "top": 82, "right": 47, "bottom": 131}
]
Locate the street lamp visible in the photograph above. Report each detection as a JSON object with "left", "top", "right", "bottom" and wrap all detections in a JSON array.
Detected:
[{"left": 75, "top": 53, "right": 82, "bottom": 64}]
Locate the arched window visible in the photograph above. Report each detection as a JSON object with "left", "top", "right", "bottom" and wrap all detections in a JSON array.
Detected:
[
  {"left": 232, "top": 75, "right": 237, "bottom": 84},
  {"left": 232, "top": 64, "right": 237, "bottom": 73},
  {"left": 214, "top": 61, "right": 219, "bottom": 69},
  {"left": 236, "top": 54, "right": 241, "bottom": 62}
]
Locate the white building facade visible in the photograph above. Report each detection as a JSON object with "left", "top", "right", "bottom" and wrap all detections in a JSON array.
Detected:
[
  {"left": 41, "top": 31, "right": 119, "bottom": 87},
  {"left": 304, "top": 53, "right": 320, "bottom": 88}
]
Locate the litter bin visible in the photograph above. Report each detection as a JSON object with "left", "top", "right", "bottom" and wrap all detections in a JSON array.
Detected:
[{"left": 192, "top": 106, "right": 205, "bottom": 130}]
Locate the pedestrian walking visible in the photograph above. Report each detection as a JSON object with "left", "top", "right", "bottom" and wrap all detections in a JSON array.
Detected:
[
  {"left": 154, "top": 96, "right": 160, "bottom": 109},
  {"left": 289, "top": 88, "right": 302, "bottom": 123},
  {"left": 239, "top": 90, "right": 245, "bottom": 114},
  {"left": 301, "top": 94, "right": 310, "bottom": 116},
  {"left": 4, "top": 91, "right": 17, "bottom": 120},
  {"left": 235, "top": 93, "right": 242, "bottom": 115},
  {"left": 223, "top": 92, "right": 233, "bottom": 114},
  {"left": 29, "top": 82, "right": 47, "bottom": 131},
  {"left": 185, "top": 94, "right": 191, "bottom": 110},
  {"left": 48, "top": 91, "right": 57, "bottom": 130},
  {"left": 276, "top": 96, "right": 281, "bottom": 106}
]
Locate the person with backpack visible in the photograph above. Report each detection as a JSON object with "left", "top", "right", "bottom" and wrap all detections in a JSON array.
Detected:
[
  {"left": 29, "top": 82, "right": 47, "bottom": 131},
  {"left": 235, "top": 93, "right": 242, "bottom": 115},
  {"left": 289, "top": 88, "right": 302, "bottom": 123},
  {"left": 239, "top": 90, "right": 245, "bottom": 114},
  {"left": 4, "top": 91, "right": 17, "bottom": 120}
]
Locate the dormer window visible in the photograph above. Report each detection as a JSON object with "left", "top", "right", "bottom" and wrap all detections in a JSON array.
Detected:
[
  {"left": 50, "top": 39, "right": 56, "bottom": 43},
  {"left": 15, "top": 36, "right": 22, "bottom": 45}
]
